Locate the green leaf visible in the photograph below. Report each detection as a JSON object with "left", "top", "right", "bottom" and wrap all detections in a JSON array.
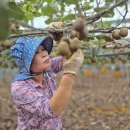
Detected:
[
  {"left": 31, "top": 0, "right": 40, "bottom": 3},
  {"left": 94, "top": 6, "right": 108, "bottom": 12},
  {"left": 45, "top": 18, "right": 52, "bottom": 24},
  {"left": 102, "top": 11, "right": 114, "bottom": 18},
  {"left": 97, "top": 21, "right": 111, "bottom": 28},
  {"left": 83, "top": 4, "right": 93, "bottom": 11},
  {"left": 26, "top": 11, "right": 33, "bottom": 20},
  {"left": 64, "top": 0, "right": 80, "bottom": 5},
  {"left": 8, "top": 2, "right": 25, "bottom": 20},
  {"left": 61, "top": 3, "right": 65, "bottom": 11},
  {"left": 62, "top": 14, "right": 75, "bottom": 21},
  {"left": 86, "top": 36, "right": 95, "bottom": 41},
  {"left": 0, "top": 5, "right": 10, "bottom": 40},
  {"left": 41, "top": 5, "right": 57, "bottom": 16},
  {"left": 56, "top": 0, "right": 66, "bottom": 4},
  {"left": 42, "top": 0, "right": 53, "bottom": 3},
  {"left": 33, "top": 12, "right": 42, "bottom": 17},
  {"left": 30, "top": 6, "right": 37, "bottom": 13}
]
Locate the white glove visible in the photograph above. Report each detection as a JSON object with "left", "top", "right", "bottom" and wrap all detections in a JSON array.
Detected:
[
  {"left": 48, "top": 22, "right": 64, "bottom": 42},
  {"left": 48, "top": 22, "right": 63, "bottom": 30},
  {"left": 63, "top": 49, "right": 84, "bottom": 75}
]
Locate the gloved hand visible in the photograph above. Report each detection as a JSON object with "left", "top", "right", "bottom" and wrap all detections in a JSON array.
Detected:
[
  {"left": 48, "top": 22, "right": 64, "bottom": 42},
  {"left": 48, "top": 22, "right": 63, "bottom": 30},
  {"left": 63, "top": 49, "right": 84, "bottom": 75}
]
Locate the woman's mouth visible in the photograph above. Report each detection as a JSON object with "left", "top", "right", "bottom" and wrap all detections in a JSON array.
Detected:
[{"left": 43, "top": 59, "right": 50, "bottom": 64}]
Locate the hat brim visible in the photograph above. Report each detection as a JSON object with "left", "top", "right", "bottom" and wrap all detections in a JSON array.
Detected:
[{"left": 41, "top": 36, "right": 53, "bottom": 54}]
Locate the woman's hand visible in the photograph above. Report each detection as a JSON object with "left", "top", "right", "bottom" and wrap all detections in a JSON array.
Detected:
[
  {"left": 48, "top": 22, "right": 63, "bottom": 30},
  {"left": 48, "top": 22, "right": 64, "bottom": 42},
  {"left": 63, "top": 49, "right": 84, "bottom": 75}
]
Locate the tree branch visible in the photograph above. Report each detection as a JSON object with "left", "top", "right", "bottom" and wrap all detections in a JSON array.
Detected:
[
  {"left": 67, "top": 0, "right": 128, "bottom": 26},
  {"left": 8, "top": 0, "right": 128, "bottom": 38},
  {"left": 8, "top": 26, "right": 130, "bottom": 39},
  {"left": 113, "top": 3, "right": 128, "bottom": 29}
]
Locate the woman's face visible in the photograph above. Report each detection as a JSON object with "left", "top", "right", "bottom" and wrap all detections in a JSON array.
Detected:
[{"left": 31, "top": 45, "right": 51, "bottom": 73}]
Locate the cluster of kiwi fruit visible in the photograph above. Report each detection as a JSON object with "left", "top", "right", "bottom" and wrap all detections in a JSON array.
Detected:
[
  {"left": 112, "top": 27, "right": 128, "bottom": 40},
  {"left": 57, "top": 37, "right": 80, "bottom": 59},
  {"left": 57, "top": 17, "right": 88, "bottom": 59},
  {"left": 71, "top": 17, "right": 88, "bottom": 40}
]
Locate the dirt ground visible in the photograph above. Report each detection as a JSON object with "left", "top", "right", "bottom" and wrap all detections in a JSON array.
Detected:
[{"left": 1, "top": 72, "right": 130, "bottom": 130}]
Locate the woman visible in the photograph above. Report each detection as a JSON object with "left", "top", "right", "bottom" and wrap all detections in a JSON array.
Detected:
[{"left": 10, "top": 34, "right": 84, "bottom": 129}]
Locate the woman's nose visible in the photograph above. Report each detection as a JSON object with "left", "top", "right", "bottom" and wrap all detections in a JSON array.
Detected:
[{"left": 41, "top": 51, "right": 48, "bottom": 58}]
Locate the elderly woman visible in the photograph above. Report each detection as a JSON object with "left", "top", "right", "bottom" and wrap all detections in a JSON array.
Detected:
[{"left": 10, "top": 34, "right": 84, "bottom": 129}]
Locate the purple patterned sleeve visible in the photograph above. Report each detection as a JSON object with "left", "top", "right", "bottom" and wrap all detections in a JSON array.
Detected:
[
  {"left": 11, "top": 84, "right": 58, "bottom": 119},
  {"left": 51, "top": 56, "right": 63, "bottom": 73}
]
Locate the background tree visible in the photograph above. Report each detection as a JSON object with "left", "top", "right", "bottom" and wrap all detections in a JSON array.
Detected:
[{"left": 0, "top": 0, "right": 129, "bottom": 68}]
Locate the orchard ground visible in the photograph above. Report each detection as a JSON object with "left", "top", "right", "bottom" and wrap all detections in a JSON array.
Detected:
[{"left": 1, "top": 68, "right": 130, "bottom": 130}]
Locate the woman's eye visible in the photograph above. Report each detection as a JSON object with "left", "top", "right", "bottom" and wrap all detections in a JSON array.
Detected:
[{"left": 36, "top": 51, "right": 39, "bottom": 54}]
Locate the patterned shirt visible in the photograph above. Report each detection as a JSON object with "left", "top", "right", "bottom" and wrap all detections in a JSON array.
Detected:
[{"left": 10, "top": 56, "right": 63, "bottom": 130}]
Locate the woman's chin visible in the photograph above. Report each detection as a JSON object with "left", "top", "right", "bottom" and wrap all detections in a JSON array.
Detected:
[{"left": 43, "top": 63, "right": 51, "bottom": 70}]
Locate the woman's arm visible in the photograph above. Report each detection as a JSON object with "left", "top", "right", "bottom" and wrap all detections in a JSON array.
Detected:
[
  {"left": 49, "top": 73, "right": 75, "bottom": 116},
  {"left": 49, "top": 49, "right": 84, "bottom": 116}
]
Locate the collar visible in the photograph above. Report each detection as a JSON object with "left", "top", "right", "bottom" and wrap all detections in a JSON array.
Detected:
[{"left": 28, "top": 78, "right": 46, "bottom": 88}]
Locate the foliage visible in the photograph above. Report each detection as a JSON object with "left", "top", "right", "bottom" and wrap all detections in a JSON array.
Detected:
[
  {"left": 0, "top": 0, "right": 129, "bottom": 68},
  {"left": 1, "top": 0, "right": 126, "bottom": 40}
]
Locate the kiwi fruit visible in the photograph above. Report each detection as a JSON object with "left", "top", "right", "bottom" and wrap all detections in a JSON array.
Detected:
[
  {"left": 70, "top": 30, "right": 79, "bottom": 39},
  {"left": 58, "top": 40, "right": 72, "bottom": 59},
  {"left": 119, "top": 27, "right": 128, "bottom": 37},
  {"left": 60, "top": 37, "right": 70, "bottom": 44},
  {"left": 91, "top": 57, "right": 97, "bottom": 63},
  {"left": 69, "top": 37, "right": 80, "bottom": 52},
  {"left": 3, "top": 40, "right": 12, "bottom": 48},
  {"left": 51, "top": 32, "right": 63, "bottom": 42},
  {"left": 73, "top": 17, "right": 86, "bottom": 32},
  {"left": 112, "top": 29, "right": 121, "bottom": 40},
  {"left": 104, "top": 35, "right": 113, "bottom": 42},
  {"left": 78, "top": 27, "right": 88, "bottom": 40}
]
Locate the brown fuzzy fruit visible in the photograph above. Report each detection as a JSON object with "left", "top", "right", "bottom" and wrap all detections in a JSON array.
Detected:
[
  {"left": 70, "top": 30, "right": 79, "bottom": 39},
  {"left": 51, "top": 32, "right": 63, "bottom": 42},
  {"left": 70, "top": 37, "right": 80, "bottom": 52},
  {"left": 119, "top": 27, "right": 128, "bottom": 37},
  {"left": 3, "top": 40, "right": 12, "bottom": 48},
  {"left": 78, "top": 27, "right": 88, "bottom": 40},
  {"left": 60, "top": 37, "right": 70, "bottom": 44},
  {"left": 73, "top": 18, "right": 85, "bottom": 32},
  {"left": 91, "top": 57, "right": 97, "bottom": 63},
  {"left": 104, "top": 35, "right": 113, "bottom": 42},
  {"left": 58, "top": 41, "right": 72, "bottom": 59},
  {"left": 112, "top": 29, "right": 121, "bottom": 40}
]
